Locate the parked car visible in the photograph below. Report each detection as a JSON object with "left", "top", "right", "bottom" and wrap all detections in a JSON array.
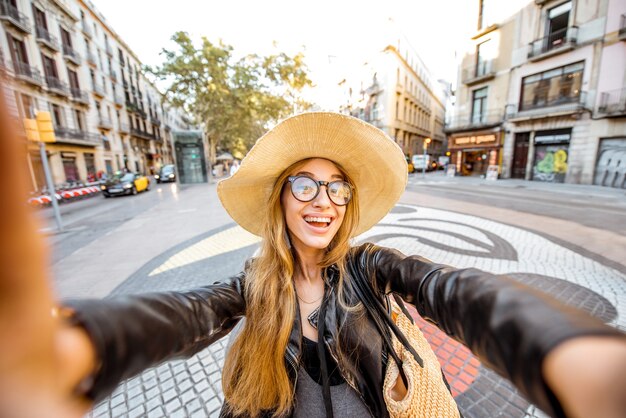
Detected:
[
  {"left": 412, "top": 154, "right": 437, "bottom": 172},
  {"left": 155, "top": 164, "right": 176, "bottom": 183},
  {"left": 101, "top": 172, "right": 150, "bottom": 197}
]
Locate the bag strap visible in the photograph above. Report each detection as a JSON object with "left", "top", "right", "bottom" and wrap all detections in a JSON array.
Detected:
[{"left": 351, "top": 271, "right": 424, "bottom": 368}]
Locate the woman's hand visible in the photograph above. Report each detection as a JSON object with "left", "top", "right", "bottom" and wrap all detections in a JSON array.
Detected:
[
  {"left": 0, "top": 90, "right": 96, "bottom": 417},
  {"left": 543, "top": 336, "right": 626, "bottom": 418}
]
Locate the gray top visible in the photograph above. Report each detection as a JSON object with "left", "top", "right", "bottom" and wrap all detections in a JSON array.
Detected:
[{"left": 293, "top": 366, "right": 372, "bottom": 418}]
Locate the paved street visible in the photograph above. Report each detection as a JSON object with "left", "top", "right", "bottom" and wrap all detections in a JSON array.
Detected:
[{"left": 41, "top": 175, "right": 625, "bottom": 418}]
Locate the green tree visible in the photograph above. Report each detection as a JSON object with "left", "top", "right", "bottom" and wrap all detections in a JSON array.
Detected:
[{"left": 148, "top": 32, "right": 312, "bottom": 159}]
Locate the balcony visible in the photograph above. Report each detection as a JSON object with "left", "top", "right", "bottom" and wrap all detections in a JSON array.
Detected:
[
  {"left": 35, "top": 26, "right": 60, "bottom": 51},
  {"left": 444, "top": 110, "right": 503, "bottom": 133},
  {"left": 86, "top": 51, "right": 97, "bottom": 68},
  {"left": 110, "top": 69, "right": 117, "bottom": 82},
  {"left": 620, "top": 14, "right": 626, "bottom": 41},
  {"left": 70, "top": 88, "right": 89, "bottom": 105},
  {"left": 13, "top": 62, "right": 44, "bottom": 86},
  {"left": 105, "top": 43, "right": 113, "bottom": 56},
  {"left": 126, "top": 101, "right": 146, "bottom": 118},
  {"left": 597, "top": 88, "right": 626, "bottom": 117},
  {"left": 45, "top": 76, "right": 70, "bottom": 96},
  {"left": 507, "top": 92, "right": 588, "bottom": 121},
  {"left": 0, "top": 1, "right": 31, "bottom": 33},
  {"left": 54, "top": 127, "right": 101, "bottom": 146},
  {"left": 81, "top": 20, "right": 92, "bottom": 38},
  {"left": 528, "top": 26, "right": 578, "bottom": 61},
  {"left": 62, "top": 45, "right": 81, "bottom": 65},
  {"left": 462, "top": 60, "right": 496, "bottom": 86},
  {"left": 152, "top": 117, "right": 161, "bottom": 127},
  {"left": 131, "top": 128, "right": 156, "bottom": 140},
  {"left": 92, "top": 82, "right": 105, "bottom": 97},
  {"left": 97, "top": 116, "right": 113, "bottom": 130},
  {"left": 118, "top": 122, "right": 130, "bottom": 133}
]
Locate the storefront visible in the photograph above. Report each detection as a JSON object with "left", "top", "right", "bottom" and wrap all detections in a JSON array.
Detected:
[
  {"left": 531, "top": 129, "right": 571, "bottom": 183},
  {"left": 448, "top": 131, "right": 502, "bottom": 177}
]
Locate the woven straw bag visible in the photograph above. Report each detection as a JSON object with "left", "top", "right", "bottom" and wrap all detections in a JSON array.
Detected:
[{"left": 382, "top": 298, "right": 460, "bottom": 418}]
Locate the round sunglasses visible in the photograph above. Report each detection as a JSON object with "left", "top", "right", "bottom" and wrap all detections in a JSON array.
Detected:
[{"left": 286, "top": 175, "right": 353, "bottom": 206}]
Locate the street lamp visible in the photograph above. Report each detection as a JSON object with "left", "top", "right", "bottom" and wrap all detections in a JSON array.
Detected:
[{"left": 422, "top": 137, "right": 431, "bottom": 178}]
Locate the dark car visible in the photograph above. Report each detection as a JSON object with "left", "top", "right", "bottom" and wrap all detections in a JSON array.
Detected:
[
  {"left": 155, "top": 164, "right": 176, "bottom": 183},
  {"left": 100, "top": 172, "right": 150, "bottom": 197}
]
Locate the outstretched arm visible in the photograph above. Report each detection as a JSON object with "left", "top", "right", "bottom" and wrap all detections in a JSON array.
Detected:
[{"left": 365, "top": 244, "right": 626, "bottom": 418}]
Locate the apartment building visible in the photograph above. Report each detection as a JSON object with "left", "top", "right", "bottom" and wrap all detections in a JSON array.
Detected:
[
  {"left": 339, "top": 39, "right": 447, "bottom": 161},
  {"left": 0, "top": 0, "right": 188, "bottom": 192},
  {"left": 449, "top": 0, "right": 626, "bottom": 186}
]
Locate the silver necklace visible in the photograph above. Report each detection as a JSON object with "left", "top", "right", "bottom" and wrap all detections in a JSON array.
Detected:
[{"left": 296, "top": 292, "right": 324, "bottom": 304}]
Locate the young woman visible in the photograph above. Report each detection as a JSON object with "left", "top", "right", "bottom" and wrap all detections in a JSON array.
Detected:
[{"left": 0, "top": 109, "right": 625, "bottom": 418}]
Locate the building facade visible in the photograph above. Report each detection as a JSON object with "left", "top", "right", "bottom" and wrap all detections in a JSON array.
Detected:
[
  {"left": 449, "top": 0, "right": 626, "bottom": 186},
  {"left": 0, "top": 0, "right": 190, "bottom": 192},
  {"left": 339, "top": 40, "right": 447, "bottom": 162}
]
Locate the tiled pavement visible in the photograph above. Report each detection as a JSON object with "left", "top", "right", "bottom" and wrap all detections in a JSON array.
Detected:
[{"left": 85, "top": 200, "right": 625, "bottom": 418}]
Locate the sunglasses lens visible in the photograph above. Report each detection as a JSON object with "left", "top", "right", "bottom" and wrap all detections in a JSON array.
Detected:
[
  {"left": 328, "top": 181, "right": 352, "bottom": 205},
  {"left": 291, "top": 177, "right": 318, "bottom": 201}
]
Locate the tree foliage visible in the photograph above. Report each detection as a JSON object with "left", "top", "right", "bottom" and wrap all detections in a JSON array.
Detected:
[{"left": 148, "top": 32, "right": 313, "bottom": 158}]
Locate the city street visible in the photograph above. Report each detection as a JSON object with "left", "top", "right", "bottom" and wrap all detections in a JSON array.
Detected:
[{"left": 40, "top": 175, "right": 626, "bottom": 418}]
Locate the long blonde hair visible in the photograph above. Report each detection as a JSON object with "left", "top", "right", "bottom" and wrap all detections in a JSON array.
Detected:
[{"left": 222, "top": 158, "right": 360, "bottom": 417}]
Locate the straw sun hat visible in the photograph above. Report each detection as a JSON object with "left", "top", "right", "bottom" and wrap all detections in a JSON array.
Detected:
[{"left": 217, "top": 112, "right": 408, "bottom": 237}]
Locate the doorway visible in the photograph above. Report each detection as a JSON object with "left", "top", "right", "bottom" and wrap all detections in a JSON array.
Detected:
[{"left": 512, "top": 133, "right": 530, "bottom": 179}]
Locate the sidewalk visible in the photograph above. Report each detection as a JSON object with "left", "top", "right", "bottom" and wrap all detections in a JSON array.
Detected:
[{"left": 62, "top": 181, "right": 624, "bottom": 418}]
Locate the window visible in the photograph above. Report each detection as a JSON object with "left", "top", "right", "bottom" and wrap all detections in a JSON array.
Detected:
[
  {"left": 546, "top": 2, "right": 571, "bottom": 51},
  {"left": 8, "top": 36, "right": 28, "bottom": 65},
  {"left": 74, "top": 109, "right": 85, "bottom": 131},
  {"left": 50, "top": 104, "right": 64, "bottom": 128},
  {"left": 41, "top": 54, "right": 58, "bottom": 79},
  {"left": 520, "top": 62, "right": 583, "bottom": 111},
  {"left": 20, "top": 94, "right": 36, "bottom": 118},
  {"left": 68, "top": 69, "right": 80, "bottom": 90},
  {"left": 471, "top": 87, "right": 488, "bottom": 124},
  {"left": 475, "top": 39, "right": 493, "bottom": 76},
  {"left": 32, "top": 6, "right": 47, "bottom": 30},
  {"left": 60, "top": 28, "right": 72, "bottom": 49}
]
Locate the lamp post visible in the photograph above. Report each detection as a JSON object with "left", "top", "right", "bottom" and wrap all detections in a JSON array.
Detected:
[{"left": 422, "top": 137, "right": 431, "bottom": 179}]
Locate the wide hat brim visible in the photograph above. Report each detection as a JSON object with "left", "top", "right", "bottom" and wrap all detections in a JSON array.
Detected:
[{"left": 217, "top": 112, "right": 408, "bottom": 237}]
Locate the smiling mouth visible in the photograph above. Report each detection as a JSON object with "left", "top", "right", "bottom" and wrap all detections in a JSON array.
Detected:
[{"left": 304, "top": 216, "right": 332, "bottom": 228}]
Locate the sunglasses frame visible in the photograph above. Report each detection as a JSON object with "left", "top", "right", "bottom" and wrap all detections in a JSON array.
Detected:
[{"left": 286, "top": 175, "right": 353, "bottom": 206}]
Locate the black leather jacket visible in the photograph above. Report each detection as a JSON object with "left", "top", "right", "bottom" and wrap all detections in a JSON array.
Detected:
[{"left": 68, "top": 243, "right": 621, "bottom": 418}]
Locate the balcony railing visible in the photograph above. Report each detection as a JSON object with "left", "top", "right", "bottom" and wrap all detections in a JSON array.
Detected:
[
  {"left": 54, "top": 127, "right": 101, "bottom": 145},
  {"left": 35, "top": 26, "right": 60, "bottom": 51},
  {"left": 131, "top": 128, "right": 156, "bottom": 140},
  {"left": 62, "top": 45, "right": 81, "bottom": 65},
  {"left": 0, "top": 1, "right": 31, "bottom": 33},
  {"left": 97, "top": 117, "right": 112, "bottom": 130},
  {"left": 620, "top": 14, "right": 626, "bottom": 41},
  {"left": 462, "top": 59, "right": 496, "bottom": 85},
  {"left": 70, "top": 88, "right": 89, "bottom": 104},
  {"left": 92, "top": 82, "right": 105, "bottom": 97},
  {"left": 45, "top": 76, "right": 70, "bottom": 96},
  {"left": 110, "top": 69, "right": 117, "bottom": 81},
  {"left": 126, "top": 101, "right": 147, "bottom": 118},
  {"left": 507, "top": 92, "right": 587, "bottom": 120},
  {"left": 118, "top": 122, "right": 130, "bottom": 133},
  {"left": 81, "top": 20, "right": 92, "bottom": 37},
  {"left": 528, "top": 26, "right": 578, "bottom": 60},
  {"left": 597, "top": 88, "right": 626, "bottom": 117},
  {"left": 105, "top": 43, "right": 113, "bottom": 56},
  {"left": 13, "top": 62, "right": 43, "bottom": 86},
  {"left": 444, "top": 110, "right": 504, "bottom": 132}
]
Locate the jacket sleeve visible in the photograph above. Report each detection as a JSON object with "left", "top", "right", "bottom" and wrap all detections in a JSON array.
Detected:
[
  {"left": 63, "top": 270, "right": 246, "bottom": 403},
  {"left": 365, "top": 243, "right": 624, "bottom": 418}
]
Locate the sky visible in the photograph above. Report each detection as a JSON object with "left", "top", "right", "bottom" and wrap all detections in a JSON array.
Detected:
[{"left": 91, "top": 0, "right": 475, "bottom": 108}]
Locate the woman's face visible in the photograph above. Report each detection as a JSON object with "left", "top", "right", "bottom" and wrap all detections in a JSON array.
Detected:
[{"left": 281, "top": 158, "right": 347, "bottom": 252}]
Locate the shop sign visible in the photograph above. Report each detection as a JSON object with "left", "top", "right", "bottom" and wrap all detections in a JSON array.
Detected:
[
  {"left": 535, "top": 133, "right": 570, "bottom": 144},
  {"left": 486, "top": 165, "right": 499, "bottom": 181},
  {"left": 453, "top": 134, "right": 497, "bottom": 147}
]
